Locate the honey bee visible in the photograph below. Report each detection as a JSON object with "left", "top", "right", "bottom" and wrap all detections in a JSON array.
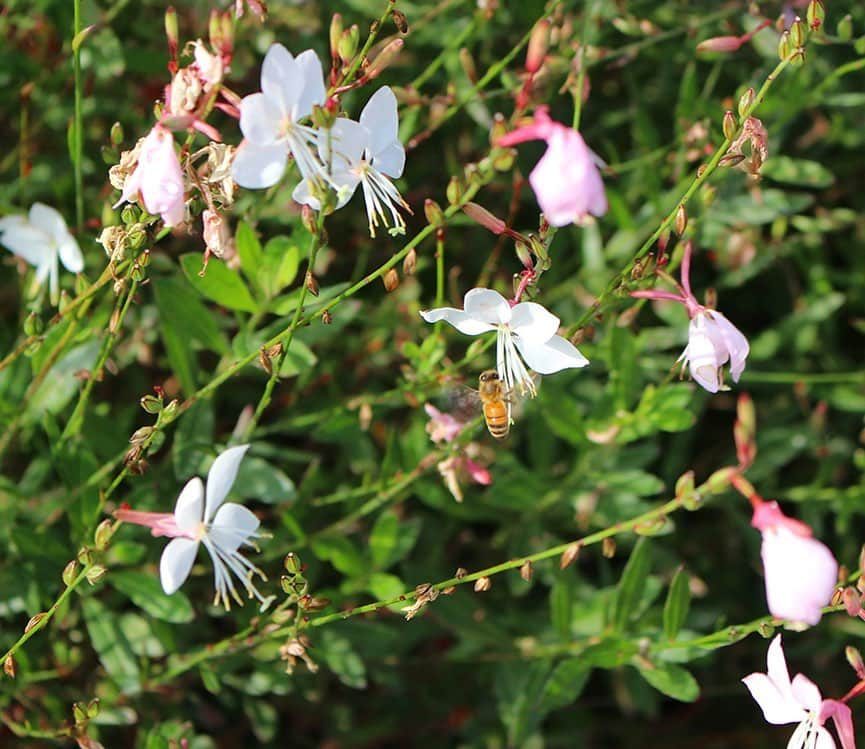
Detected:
[{"left": 478, "top": 369, "right": 511, "bottom": 439}]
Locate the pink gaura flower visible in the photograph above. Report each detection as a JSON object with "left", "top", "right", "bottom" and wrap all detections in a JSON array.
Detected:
[
  {"left": 424, "top": 404, "right": 464, "bottom": 444},
  {"left": 743, "top": 635, "right": 855, "bottom": 749},
  {"left": 497, "top": 107, "right": 607, "bottom": 226},
  {"left": 630, "top": 241, "right": 749, "bottom": 393},
  {"left": 115, "top": 125, "right": 186, "bottom": 227},
  {"left": 751, "top": 500, "right": 838, "bottom": 627}
]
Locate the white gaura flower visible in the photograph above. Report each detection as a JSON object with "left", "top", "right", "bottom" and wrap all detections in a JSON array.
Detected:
[
  {"left": 0, "top": 203, "right": 83, "bottom": 301},
  {"left": 743, "top": 635, "right": 856, "bottom": 749},
  {"left": 294, "top": 86, "right": 410, "bottom": 237},
  {"left": 419, "top": 288, "right": 588, "bottom": 397},
  {"left": 115, "top": 445, "right": 271, "bottom": 610},
  {"left": 232, "top": 44, "right": 327, "bottom": 189},
  {"left": 677, "top": 309, "right": 749, "bottom": 393}
]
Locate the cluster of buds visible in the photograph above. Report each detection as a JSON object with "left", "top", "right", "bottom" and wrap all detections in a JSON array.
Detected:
[{"left": 424, "top": 404, "right": 493, "bottom": 503}]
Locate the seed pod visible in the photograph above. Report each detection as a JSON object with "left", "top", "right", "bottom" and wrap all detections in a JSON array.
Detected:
[
  {"left": 602, "top": 538, "right": 616, "bottom": 558},
  {"left": 329, "top": 13, "right": 343, "bottom": 59},
  {"left": 383, "top": 268, "right": 399, "bottom": 292},
  {"left": 722, "top": 110, "right": 737, "bottom": 140},
  {"left": 94, "top": 519, "right": 115, "bottom": 550},
  {"left": 789, "top": 16, "right": 806, "bottom": 48},
  {"left": 284, "top": 553, "right": 303, "bottom": 573},
  {"left": 366, "top": 39, "right": 403, "bottom": 81},
  {"left": 86, "top": 565, "right": 108, "bottom": 585},
  {"left": 777, "top": 30, "right": 791, "bottom": 60},
  {"left": 402, "top": 248, "right": 417, "bottom": 275},
  {"left": 305, "top": 271, "right": 320, "bottom": 297},
  {"left": 321, "top": 309, "right": 332, "bottom": 324},
  {"left": 520, "top": 560, "right": 533, "bottom": 581},
  {"left": 738, "top": 88, "right": 755, "bottom": 118},
  {"left": 62, "top": 560, "right": 79, "bottom": 586},
  {"left": 446, "top": 176, "right": 462, "bottom": 206},
  {"left": 560, "top": 543, "right": 581, "bottom": 570},
  {"left": 25, "top": 613, "right": 47, "bottom": 634},
  {"left": 140, "top": 394, "right": 163, "bottom": 414},
  {"left": 474, "top": 576, "right": 491, "bottom": 592},
  {"left": 3, "top": 655, "right": 15, "bottom": 679},
  {"left": 674, "top": 204, "right": 688, "bottom": 235},
  {"left": 424, "top": 198, "right": 444, "bottom": 226},
  {"left": 392, "top": 9, "right": 408, "bottom": 34}
]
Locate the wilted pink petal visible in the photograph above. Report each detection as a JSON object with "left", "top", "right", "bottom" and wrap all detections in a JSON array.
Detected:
[
  {"left": 696, "top": 35, "right": 743, "bottom": 53},
  {"left": 497, "top": 108, "right": 606, "bottom": 226},
  {"left": 820, "top": 700, "right": 856, "bottom": 749},
  {"left": 424, "top": 404, "right": 465, "bottom": 444},
  {"left": 464, "top": 458, "right": 492, "bottom": 486}
]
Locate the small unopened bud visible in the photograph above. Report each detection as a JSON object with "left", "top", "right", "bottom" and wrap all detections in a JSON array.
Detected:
[
  {"left": 338, "top": 25, "right": 360, "bottom": 63},
  {"left": 329, "top": 15, "right": 343, "bottom": 60},
  {"left": 843, "top": 587, "right": 861, "bottom": 617},
  {"left": 722, "top": 110, "right": 737, "bottom": 140},
  {"left": 73, "top": 702, "right": 88, "bottom": 724},
  {"left": 846, "top": 646, "right": 865, "bottom": 678},
  {"left": 526, "top": 19, "right": 549, "bottom": 73},
  {"left": 674, "top": 204, "right": 688, "bottom": 235},
  {"left": 424, "top": 198, "right": 445, "bottom": 226},
  {"left": 705, "top": 466, "right": 735, "bottom": 494},
  {"left": 86, "top": 565, "right": 108, "bottom": 585},
  {"left": 696, "top": 36, "right": 742, "bottom": 54},
  {"left": 366, "top": 38, "right": 403, "bottom": 81},
  {"left": 305, "top": 271, "right": 320, "bottom": 297},
  {"left": 778, "top": 30, "right": 791, "bottom": 60},
  {"left": 62, "top": 560, "right": 79, "bottom": 586},
  {"left": 458, "top": 47, "right": 477, "bottom": 84},
  {"left": 455, "top": 567, "right": 467, "bottom": 579},
  {"left": 77, "top": 547, "right": 93, "bottom": 566},
  {"left": 806, "top": 0, "right": 824, "bottom": 31},
  {"left": 161, "top": 398, "right": 180, "bottom": 422},
  {"left": 602, "top": 537, "right": 616, "bottom": 558},
  {"left": 675, "top": 471, "right": 695, "bottom": 498},
  {"left": 23, "top": 312, "right": 42, "bottom": 337},
  {"left": 789, "top": 48, "right": 806, "bottom": 67},
  {"left": 446, "top": 176, "right": 462, "bottom": 206},
  {"left": 463, "top": 202, "right": 506, "bottom": 235},
  {"left": 129, "top": 426, "right": 155, "bottom": 445},
  {"left": 520, "top": 560, "right": 533, "bottom": 581},
  {"left": 383, "top": 268, "right": 399, "bottom": 292},
  {"left": 738, "top": 87, "right": 755, "bottom": 118},
  {"left": 836, "top": 15, "right": 852, "bottom": 41},
  {"left": 86, "top": 699, "right": 100, "bottom": 719},
  {"left": 140, "top": 393, "right": 163, "bottom": 414},
  {"left": 402, "top": 248, "right": 417, "bottom": 275},
  {"left": 110, "top": 121, "right": 124, "bottom": 146},
  {"left": 164, "top": 7, "right": 179, "bottom": 59},
  {"left": 25, "top": 613, "right": 47, "bottom": 634},
  {"left": 130, "top": 261, "right": 145, "bottom": 283},
  {"left": 719, "top": 153, "right": 746, "bottom": 168},
  {"left": 3, "top": 654, "right": 15, "bottom": 679},
  {"left": 474, "top": 576, "right": 491, "bottom": 592},
  {"left": 392, "top": 9, "right": 409, "bottom": 34},
  {"left": 94, "top": 519, "right": 114, "bottom": 551},
  {"left": 789, "top": 17, "right": 806, "bottom": 48},
  {"left": 284, "top": 553, "right": 303, "bottom": 574},
  {"left": 560, "top": 543, "right": 581, "bottom": 570}
]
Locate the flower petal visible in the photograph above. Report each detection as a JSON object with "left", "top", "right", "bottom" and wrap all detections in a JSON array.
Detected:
[
  {"left": 463, "top": 288, "right": 512, "bottom": 325},
  {"left": 232, "top": 141, "right": 288, "bottom": 189},
  {"left": 58, "top": 236, "right": 84, "bottom": 273},
  {"left": 821, "top": 700, "right": 856, "bottom": 749},
  {"left": 373, "top": 141, "right": 405, "bottom": 179},
  {"left": 294, "top": 49, "right": 326, "bottom": 120},
  {"left": 742, "top": 672, "right": 804, "bottom": 726},
  {"left": 791, "top": 674, "right": 824, "bottom": 714},
  {"left": 360, "top": 86, "right": 399, "bottom": 157},
  {"left": 209, "top": 503, "right": 261, "bottom": 553},
  {"left": 28, "top": 203, "right": 69, "bottom": 243},
  {"left": 0, "top": 222, "right": 52, "bottom": 267},
  {"left": 321, "top": 118, "right": 367, "bottom": 169},
  {"left": 239, "top": 92, "right": 283, "bottom": 144},
  {"left": 509, "top": 301, "right": 561, "bottom": 343},
  {"left": 419, "top": 307, "right": 495, "bottom": 335},
  {"left": 160, "top": 537, "right": 199, "bottom": 594},
  {"left": 204, "top": 445, "right": 250, "bottom": 523},
  {"left": 174, "top": 476, "right": 205, "bottom": 533},
  {"left": 515, "top": 334, "right": 589, "bottom": 374},
  {"left": 766, "top": 635, "right": 793, "bottom": 694},
  {"left": 709, "top": 310, "right": 750, "bottom": 382},
  {"left": 260, "top": 44, "right": 302, "bottom": 118}
]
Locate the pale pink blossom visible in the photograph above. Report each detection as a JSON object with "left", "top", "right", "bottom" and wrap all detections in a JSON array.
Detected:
[
  {"left": 424, "top": 404, "right": 464, "bottom": 444},
  {"left": 743, "top": 635, "right": 855, "bottom": 749},
  {"left": 751, "top": 500, "right": 838, "bottom": 626},
  {"left": 497, "top": 107, "right": 606, "bottom": 226},
  {"left": 437, "top": 454, "right": 492, "bottom": 503},
  {"left": 115, "top": 125, "right": 186, "bottom": 227},
  {"left": 631, "top": 241, "right": 749, "bottom": 392}
]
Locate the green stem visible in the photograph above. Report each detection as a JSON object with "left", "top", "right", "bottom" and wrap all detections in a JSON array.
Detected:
[
  {"left": 72, "top": 0, "right": 84, "bottom": 230},
  {"left": 333, "top": 0, "right": 395, "bottom": 90},
  {"left": 742, "top": 370, "right": 865, "bottom": 384},
  {"left": 63, "top": 278, "right": 139, "bottom": 439},
  {"left": 435, "top": 227, "right": 445, "bottom": 308}
]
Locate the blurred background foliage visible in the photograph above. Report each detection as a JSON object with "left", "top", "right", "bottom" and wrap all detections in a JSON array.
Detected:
[{"left": 1, "top": 0, "right": 865, "bottom": 746}]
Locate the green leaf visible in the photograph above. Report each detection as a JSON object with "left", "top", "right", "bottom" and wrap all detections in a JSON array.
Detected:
[
  {"left": 537, "top": 658, "right": 591, "bottom": 714},
  {"left": 110, "top": 570, "right": 195, "bottom": 623},
  {"left": 634, "top": 661, "right": 700, "bottom": 702},
  {"left": 761, "top": 156, "right": 834, "bottom": 189},
  {"left": 153, "top": 275, "right": 230, "bottom": 355},
  {"left": 235, "top": 456, "right": 296, "bottom": 504},
  {"left": 278, "top": 339, "right": 318, "bottom": 377},
  {"left": 663, "top": 566, "right": 691, "bottom": 641},
  {"left": 319, "top": 630, "right": 367, "bottom": 689},
  {"left": 180, "top": 253, "right": 258, "bottom": 312},
  {"left": 611, "top": 538, "right": 651, "bottom": 633},
  {"left": 261, "top": 236, "right": 301, "bottom": 297},
  {"left": 82, "top": 597, "right": 141, "bottom": 695},
  {"left": 311, "top": 535, "right": 367, "bottom": 576},
  {"left": 235, "top": 221, "right": 262, "bottom": 286},
  {"left": 367, "top": 571, "right": 405, "bottom": 600},
  {"left": 172, "top": 400, "right": 214, "bottom": 480}
]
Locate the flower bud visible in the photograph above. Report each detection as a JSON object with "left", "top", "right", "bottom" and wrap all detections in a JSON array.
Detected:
[
  {"left": 392, "top": 9, "right": 409, "bottom": 34},
  {"left": 94, "top": 519, "right": 115, "bottom": 551},
  {"left": 161, "top": 399, "right": 180, "bottom": 422},
  {"left": 560, "top": 542, "right": 581, "bottom": 570},
  {"left": 87, "top": 699, "right": 100, "bottom": 719},
  {"left": 298, "top": 595, "right": 331, "bottom": 611},
  {"left": 402, "top": 248, "right": 417, "bottom": 275},
  {"left": 738, "top": 87, "right": 755, "bottom": 118},
  {"left": 110, "top": 121, "right": 124, "bottom": 146},
  {"left": 778, "top": 30, "right": 791, "bottom": 60},
  {"left": 23, "top": 312, "right": 43, "bottom": 336},
  {"left": 846, "top": 646, "right": 865, "bottom": 678},
  {"left": 674, "top": 203, "right": 688, "bottom": 235},
  {"left": 789, "top": 17, "right": 806, "bottom": 48},
  {"left": 305, "top": 271, "right": 319, "bottom": 297},
  {"left": 284, "top": 552, "right": 303, "bottom": 574},
  {"left": 86, "top": 565, "right": 108, "bottom": 585},
  {"left": 62, "top": 560, "right": 79, "bottom": 586},
  {"left": 329, "top": 13, "right": 343, "bottom": 60},
  {"left": 806, "top": 0, "right": 824, "bottom": 31},
  {"left": 25, "top": 613, "right": 47, "bottom": 634},
  {"left": 73, "top": 702, "right": 88, "bottom": 725},
  {"left": 164, "top": 7, "right": 179, "bottom": 60},
  {"left": 424, "top": 198, "right": 445, "bottom": 227},
  {"left": 474, "top": 576, "right": 492, "bottom": 592},
  {"left": 843, "top": 586, "right": 861, "bottom": 617},
  {"left": 696, "top": 36, "right": 742, "bottom": 54},
  {"left": 446, "top": 176, "right": 462, "bottom": 205},
  {"left": 526, "top": 19, "right": 550, "bottom": 74},
  {"left": 514, "top": 241, "right": 534, "bottom": 270},
  {"left": 3, "top": 655, "right": 15, "bottom": 679},
  {"left": 520, "top": 560, "right": 533, "bottom": 581},
  {"left": 366, "top": 39, "right": 403, "bottom": 81},
  {"left": 602, "top": 537, "right": 616, "bottom": 558},
  {"left": 722, "top": 110, "right": 737, "bottom": 140},
  {"left": 140, "top": 393, "right": 163, "bottom": 414},
  {"left": 338, "top": 25, "right": 360, "bottom": 63},
  {"left": 836, "top": 14, "right": 852, "bottom": 42},
  {"left": 463, "top": 202, "right": 506, "bottom": 235},
  {"left": 129, "top": 426, "right": 154, "bottom": 445},
  {"left": 383, "top": 268, "right": 400, "bottom": 292}
]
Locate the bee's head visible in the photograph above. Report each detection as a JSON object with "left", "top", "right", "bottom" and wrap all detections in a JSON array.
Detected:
[{"left": 479, "top": 370, "right": 500, "bottom": 383}]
